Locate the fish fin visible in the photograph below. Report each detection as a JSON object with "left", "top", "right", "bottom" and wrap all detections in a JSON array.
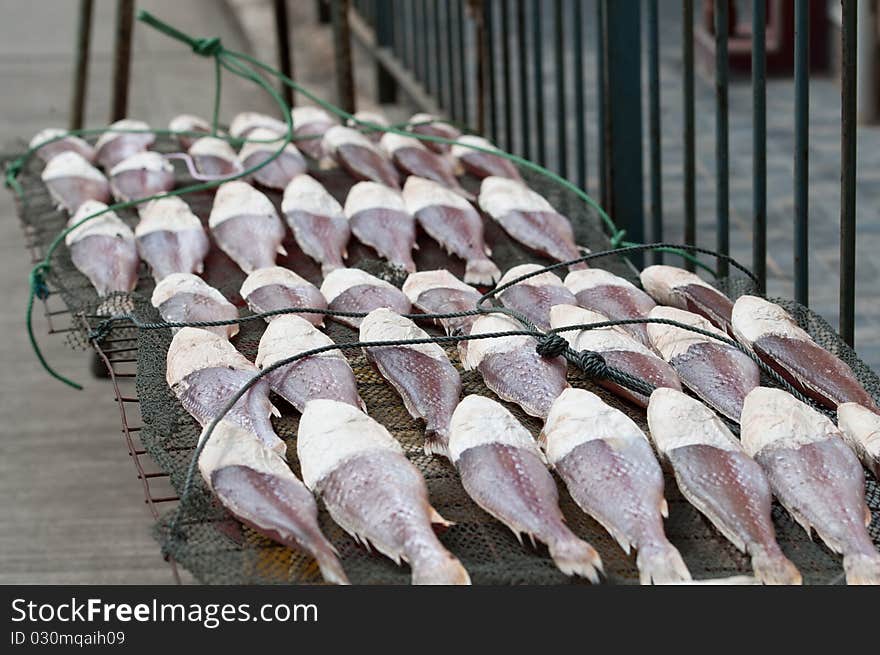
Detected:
[
  {"left": 484, "top": 244, "right": 492, "bottom": 256},
  {"left": 314, "top": 547, "right": 350, "bottom": 585},
  {"left": 277, "top": 244, "right": 288, "bottom": 256},
  {"left": 660, "top": 498, "right": 669, "bottom": 518},
  {"left": 527, "top": 532, "right": 537, "bottom": 549},
  {"left": 411, "top": 554, "right": 471, "bottom": 585},
  {"left": 536, "top": 429, "right": 548, "bottom": 450},
  {"left": 866, "top": 505, "right": 873, "bottom": 528},
  {"left": 750, "top": 547, "right": 802, "bottom": 585},
  {"left": 636, "top": 541, "right": 692, "bottom": 585},
  {"left": 428, "top": 506, "right": 454, "bottom": 528},
  {"left": 464, "top": 258, "right": 502, "bottom": 286},
  {"left": 269, "top": 403, "right": 281, "bottom": 418},
  {"left": 548, "top": 536, "right": 603, "bottom": 583},
  {"left": 423, "top": 429, "right": 452, "bottom": 460},
  {"left": 842, "top": 552, "right": 880, "bottom": 585},
  {"left": 784, "top": 505, "right": 814, "bottom": 539}
]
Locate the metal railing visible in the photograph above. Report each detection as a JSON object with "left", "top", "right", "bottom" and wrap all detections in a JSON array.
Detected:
[{"left": 346, "top": 0, "right": 862, "bottom": 346}]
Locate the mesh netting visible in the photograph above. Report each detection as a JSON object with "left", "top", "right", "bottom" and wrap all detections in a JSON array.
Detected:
[{"left": 8, "top": 139, "right": 879, "bottom": 585}]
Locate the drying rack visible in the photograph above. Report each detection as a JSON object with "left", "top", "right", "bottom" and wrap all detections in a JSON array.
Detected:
[{"left": 7, "top": 143, "right": 879, "bottom": 585}]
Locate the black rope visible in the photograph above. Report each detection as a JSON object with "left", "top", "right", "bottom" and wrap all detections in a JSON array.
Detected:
[{"left": 478, "top": 242, "right": 760, "bottom": 308}]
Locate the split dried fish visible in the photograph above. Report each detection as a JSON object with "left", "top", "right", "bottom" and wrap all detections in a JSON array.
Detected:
[
  {"left": 151, "top": 273, "right": 238, "bottom": 338},
  {"left": 209, "top": 181, "right": 287, "bottom": 273},
  {"left": 198, "top": 420, "right": 347, "bottom": 584},
  {"left": 320, "top": 268, "right": 411, "bottom": 329},
  {"left": 647, "top": 306, "right": 759, "bottom": 421},
  {"left": 298, "top": 399, "right": 470, "bottom": 584},
  {"left": 647, "top": 388, "right": 801, "bottom": 584},
  {"left": 449, "top": 395, "right": 602, "bottom": 581},
  {"left": 478, "top": 176, "right": 585, "bottom": 268},
  {"left": 256, "top": 315, "right": 363, "bottom": 411},
  {"left": 497, "top": 264, "right": 576, "bottom": 330},
  {"left": 402, "top": 176, "right": 500, "bottom": 285},
  {"left": 344, "top": 181, "right": 416, "bottom": 272},
  {"left": 360, "top": 309, "right": 461, "bottom": 457},
  {"left": 741, "top": 387, "right": 880, "bottom": 585},
  {"left": 463, "top": 313, "right": 568, "bottom": 419},
  {"left": 542, "top": 388, "right": 690, "bottom": 584},
  {"left": 281, "top": 174, "right": 350, "bottom": 276},
  {"left": 641, "top": 265, "right": 733, "bottom": 333},
  {"left": 167, "top": 327, "right": 284, "bottom": 455},
  {"left": 240, "top": 266, "right": 326, "bottom": 326},
  {"left": 565, "top": 268, "right": 656, "bottom": 348},
  {"left": 550, "top": 304, "right": 680, "bottom": 408},
  {"left": 135, "top": 196, "right": 209, "bottom": 281}
]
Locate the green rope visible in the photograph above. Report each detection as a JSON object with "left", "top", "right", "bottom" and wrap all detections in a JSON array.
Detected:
[
  {"left": 229, "top": 49, "right": 717, "bottom": 273},
  {"left": 16, "top": 11, "right": 751, "bottom": 388},
  {"left": 21, "top": 13, "right": 297, "bottom": 389}
]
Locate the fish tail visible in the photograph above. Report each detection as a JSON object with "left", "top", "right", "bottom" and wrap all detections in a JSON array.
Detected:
[
  {"left": 313, "top": 546, "right": 351, "bottom": 585},
  {"left": 636, "top": 540, "right": 692, "bottom": 585},
  {"left": 423, "top": 428, "right": 452, "bottom": 460},
  {"left": 750, "top": 547, "right": 802, "bottom": 585},
  {"left": 843, "top": 552, "right": 880, "bottom": 585},
  {"left": 464, "top": 258, "right": 501, "bottom": 286},
  {"left": 548, "top": 536, "right": 604, "bottom": 583},
  {"left": 411, "top": 552, "right": 471, "bottom": 585}
]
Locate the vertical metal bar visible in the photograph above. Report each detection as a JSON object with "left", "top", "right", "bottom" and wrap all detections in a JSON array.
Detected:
[
  {"left": 752, "top": 0, "right": 767, "bottom": 292},
  {"left": 682, "top": 0, "right": 696, "bottom": 271},
  {"left": 501, "top": 0, "right": 513, "bottom": 149},
  {"left": 375, "top": 0, "right": 398, "bottom": 103},
  {"left": 446, "top": 0, "right": 457, "bottom": 119},
  {"left": 517, "top": 0, "right": 531, "bottom": 159},
  {"left": 573, "top": 0, "right": 586, "bottom": 191},
  {"left": 273, "top": 0, "right": 295, "bottom": 108},
  {"left": 317, "top": 0, "right": 332, "bottom": 23},
  {"left": 402, "top": 0, "right": 411, "bottom": 65},
  {"left": 69, "top": 0, "right": 93, "bottom": 131},
  {"left": 604, "top": 0, "right": 644, "bottom": 267},
  {"left": 597, "top": 0, "right": 607, "bottom": 207},
  {"left": 840, "top": 0, "right": 857, "bottom": 345},
  {"left": 110, "top": 0, "right": 135, "bottom": 122},
  {"left": 532, "top": 0, "right": 546, "bottom": 164},
  {"left": 793, "top": 0, "right": 809, "bottom": 306},
  {"left": 554, "top": 0, "right": 567, "bottom": 178},
  {"left": 331, "top": 0, "right": 356, "bottom": 113},
  {"left": 715, "top": 0, "right": 730, "bottom": 278},
  {"left": 475, "top": 0, "right": 487, "bottom": 134},
  {"left": 413, "top": 0, "right": 424, "bottom": 85},
  {"left": 484, "top": 0, "right": 497, "bottom": 140},
  {"left": 433, "top": 0, "right": 443, "bottom": 103},
  {"left": 422, "top": 0, "right": 431, "bottom": 87},
  {"left": 457, "top": 0, "right": 468, "bottom": 126},
  {"left": 647, "top": 0, "right": 662, "bottom": 262}
]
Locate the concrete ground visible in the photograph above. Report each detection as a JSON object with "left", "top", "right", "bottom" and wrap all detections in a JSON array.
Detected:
[{"left": 0, "top": 0, "right": 279, "bottom": 584}]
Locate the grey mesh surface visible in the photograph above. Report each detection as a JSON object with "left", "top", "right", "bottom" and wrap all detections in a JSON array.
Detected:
[{"left": 9, "top": 142, "right": 879, "bottom": 585}]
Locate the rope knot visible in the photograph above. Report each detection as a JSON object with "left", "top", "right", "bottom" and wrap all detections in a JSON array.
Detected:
[
  {"left": 536, "top": 333, "right": 568, "bottom": 358},
  {"left": 192, "top": 37, "right": 222, "bottom": 57},
  {"left": 574, "top": 350, "right": 609, "bottom": 378},
  {"left": 30, "top": 265, "right": 50, "bottom": 300},
  {"left": 4, "top": 157, "right": 24, "bottom": 189}
]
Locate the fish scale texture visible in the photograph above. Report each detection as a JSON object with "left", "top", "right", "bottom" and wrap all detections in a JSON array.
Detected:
[{"left": 10, "top": 137, "right": 880, "bottom": 584}]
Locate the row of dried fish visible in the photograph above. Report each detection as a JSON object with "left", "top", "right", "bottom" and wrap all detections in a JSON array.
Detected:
[
  {"left": 161, "top": 254, "right": 880, "bottom": 585},
  {"left": 33, "top": 107, "right": 527, "bottom": 220}
]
